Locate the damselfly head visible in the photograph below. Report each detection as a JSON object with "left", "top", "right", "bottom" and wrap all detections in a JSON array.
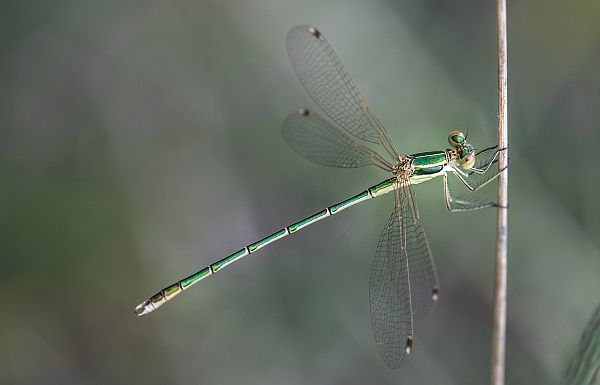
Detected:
[
  {"left": 448, "top": 130, "right": 475, "bottom": 169},
  {"left": 448, "top": 130, "right": 466, "bottom": 148}
]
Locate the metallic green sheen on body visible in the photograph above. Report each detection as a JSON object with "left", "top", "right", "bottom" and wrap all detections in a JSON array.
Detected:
[
  {"left": 150, "top": 292, "right": 166, "bottom": 305},
  {"left": 288, "top": 209, "right": 329, "bottom": 233},
  {"left": 410, "top": 151, "right": 447, "bottom": 168},
  {"left": 413, "top": 165, "right": 443, "bottom": 175},
  {"left": 163, "top": 283, "right": 181, "bottom": 299},
  {"left": 369, "top": 178, "right": 396, "bottom": 197},
  {"left": 135, "top": 177, "right": 400, "bottom": 316},
  {"left": 248, "top": 229, "right": 288, "bottom": 252},
  {"left": 328, "top": 190, "right": 371, "bottom": 214},
  {"left": 181, "top": 267, "right": 212, "bottom": 288},
  {"left": 450, "top": 134, "right": 464, "bottom": 144},
  {"left": 211, "top": 248, "right": 248, "bottom": 272}
]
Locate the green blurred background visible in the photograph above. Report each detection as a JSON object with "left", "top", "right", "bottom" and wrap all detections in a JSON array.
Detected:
[{"left": 1, "top": 1, "right": 599, "bottom": 384}]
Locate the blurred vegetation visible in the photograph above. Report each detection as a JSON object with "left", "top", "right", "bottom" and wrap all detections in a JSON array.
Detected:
[
  {"left": 1, "top": 0, "right": 599, "bottom": 384},
  {"left": 566, "top": 304, "right": 600, "bottom": 385}
]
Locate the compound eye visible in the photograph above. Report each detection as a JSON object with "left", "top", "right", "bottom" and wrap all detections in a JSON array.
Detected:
[
  {"left": 448, "top": 130, "right": 466, "bottom": 147},
  {"left": 459, "top": 153, "right": 476, "bottom": 170}
]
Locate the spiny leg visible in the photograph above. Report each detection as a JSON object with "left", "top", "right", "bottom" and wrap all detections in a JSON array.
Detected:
[
  {"left": 476, "top": 144, "right": 499, "bottom": 154},
  {"left": 443, "top": 173, "right": 501, "bottom": 211},
  {"left": 452, "top": 159, "right": 509, "bottom": 192},
  {"left": 469, "top": 146, "right": 507, "bottom": 175},
  {"left": 470, "top": 152, "right": 498, "bottom": 174}
]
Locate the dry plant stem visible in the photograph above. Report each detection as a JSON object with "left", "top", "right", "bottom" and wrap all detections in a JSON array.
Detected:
[{"left": 491, "top": 0, "right": 508, "bottom": 384}]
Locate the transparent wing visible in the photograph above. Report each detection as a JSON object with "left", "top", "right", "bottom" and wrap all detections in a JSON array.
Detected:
[
  {"left": 369, "top": 183, "right": 440, "bottom": 368},
  {"left": 287, "top": 25, "right": 399, "bottom": 160},
  {"left": 369, "top": 188, "right": 413, "bottom": 368},
  {"left": 403, "top": 184, "right": 440, "bottom": 319},
  {"left": 282, "top": 109, "right": 394, "bottom": 171}
]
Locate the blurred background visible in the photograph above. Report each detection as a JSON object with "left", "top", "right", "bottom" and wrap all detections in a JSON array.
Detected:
[{"left": 1, "top": 0, "right": 599, "bottom": 384}]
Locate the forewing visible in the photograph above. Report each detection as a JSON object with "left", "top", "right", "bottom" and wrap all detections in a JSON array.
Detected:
[
  {"left": 282, "top": 109, "right": 393, "bottom": 171},
  {"left": 286, "top": 25, "right": 399, "bottom": 159}
]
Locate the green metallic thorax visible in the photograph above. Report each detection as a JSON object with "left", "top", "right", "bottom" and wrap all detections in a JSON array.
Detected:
[
  {"left": 409, "top": 150, "right": 448, "bottom": 168},
  {"left": 408, "top": 150, "right": 449, "bottom": 185}
]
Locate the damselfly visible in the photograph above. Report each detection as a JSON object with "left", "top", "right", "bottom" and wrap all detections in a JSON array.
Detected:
[{"left": 134, "top": 25, "right": 507, "bottom": 368}]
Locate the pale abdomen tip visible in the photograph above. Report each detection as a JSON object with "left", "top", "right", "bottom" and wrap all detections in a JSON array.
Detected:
[{"left": 134, "top": 300, "right": 155, "bottom": 316}]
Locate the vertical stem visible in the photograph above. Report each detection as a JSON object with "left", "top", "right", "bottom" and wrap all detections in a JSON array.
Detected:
[{"left": 491, "top": 0, "right": 508, "bottom": 384}]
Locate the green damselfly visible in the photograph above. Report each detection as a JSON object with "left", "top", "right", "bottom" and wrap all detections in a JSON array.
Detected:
[{"left": 134, "top": 25, "right": 507, "bottom": 368}]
